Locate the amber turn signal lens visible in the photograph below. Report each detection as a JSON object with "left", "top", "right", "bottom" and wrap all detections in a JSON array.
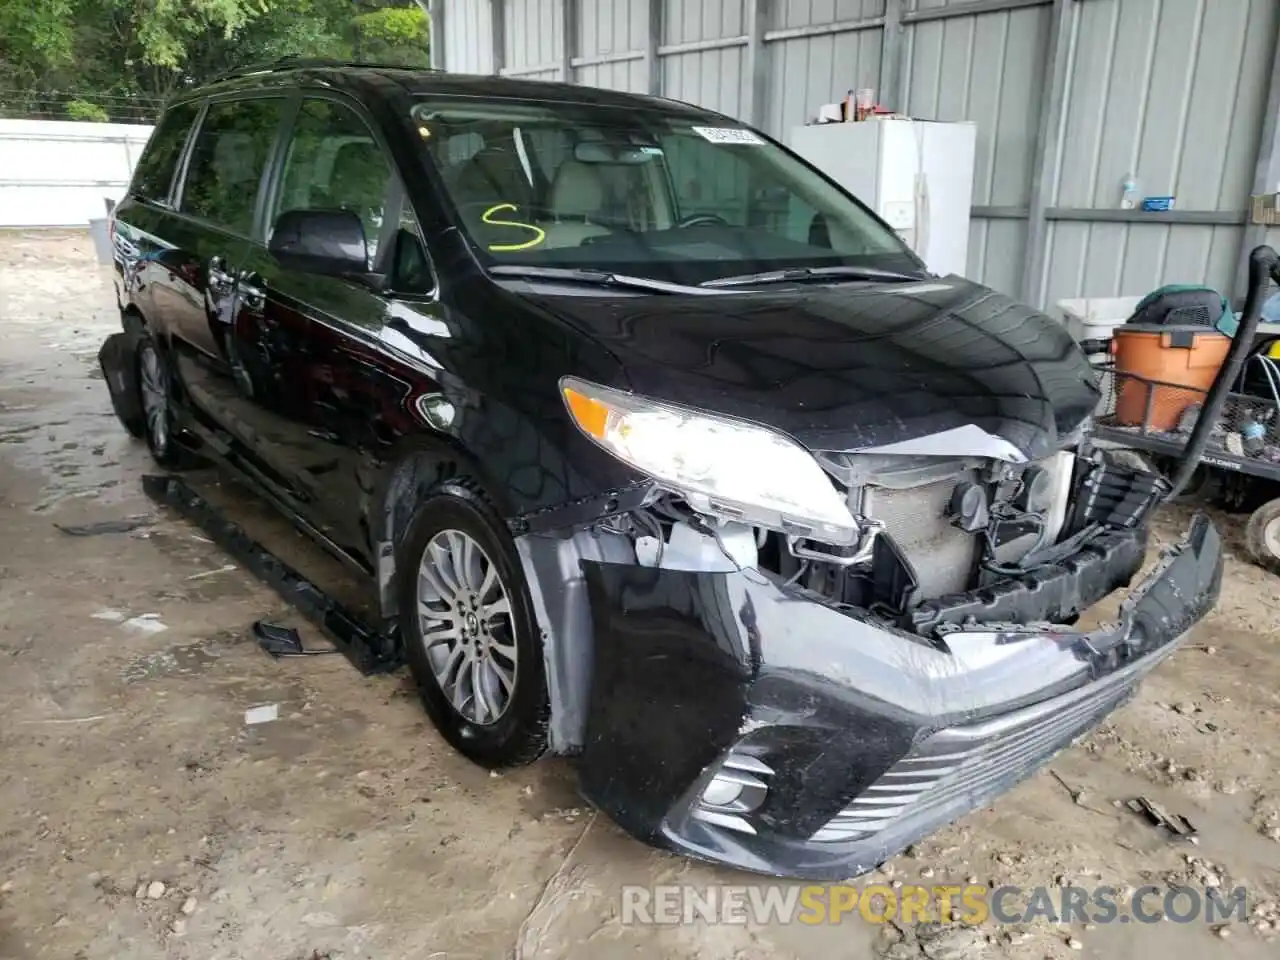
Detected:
[{"left": 562, "top": 385, "right": 611, "bottom": 439}]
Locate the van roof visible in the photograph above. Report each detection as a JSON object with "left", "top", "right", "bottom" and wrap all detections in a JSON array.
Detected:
[{"left": 172, "top": 60, "right": 722, "bottom": 123}]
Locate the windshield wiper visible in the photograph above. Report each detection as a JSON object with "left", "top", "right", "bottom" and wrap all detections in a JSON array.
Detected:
[
  {"left": 699, "top": 265, "right": 926, "bottom": 288},
  {"left": 488, "top": 265, "right": 719, "bottom": 295}
]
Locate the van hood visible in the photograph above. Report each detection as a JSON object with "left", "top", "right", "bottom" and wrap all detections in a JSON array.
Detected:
[{"left": 526, "top": 275, "right": 1099, "bottom": 462}]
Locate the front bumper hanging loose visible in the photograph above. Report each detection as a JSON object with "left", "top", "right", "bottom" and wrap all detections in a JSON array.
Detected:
[{"left": 576, "top": 514, "right": 1222, "bottom": 880}]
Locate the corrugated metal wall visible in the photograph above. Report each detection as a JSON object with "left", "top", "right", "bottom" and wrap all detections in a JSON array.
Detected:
[
  {"left": 502, "top": 0, "right": 558, "bottom": 80},
  {"left": 445, "top": 0, "right": 1280, "bottom": 307},
  {"left": 902, "top": 0, "right": 1051, "bottom": 298},
  {"left": 443, "top": 0, "right": 495, "bottom": 74},
  {"left": 1043, "top": 0, "right": 1276, "bottom": 307},
  {"left": 661, "top": 1, "right": 749, "bottom": 117},
  {"left": 577, "top": 1, "right": 647, "bottom": 92},
  {"left": 765, "top": 1, "right": 885, "bottom": 136}
]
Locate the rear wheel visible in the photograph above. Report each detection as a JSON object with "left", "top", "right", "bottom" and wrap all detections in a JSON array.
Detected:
[
  {"left": 1245, "top": 497, "right": 1280, "bottom": 576},
  {"left": 136, "top": 337, "right": 198, "bottom": 469},
  {"left": 397, "top": 479, "right": 549, "bottom": 768}
]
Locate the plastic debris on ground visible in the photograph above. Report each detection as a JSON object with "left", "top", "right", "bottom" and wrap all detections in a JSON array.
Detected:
[
  {"left": 252, "top": 620, "right": 340, "bottom": 659},
  {"left": 55, "top": 516, "right": 153, "bottom": 536},
  {"left": 184, "top": 564, "right": 237, "bottom": 581},
  {"left": 1128, "top": 796, "right": 1198, "bottom": 840},
  {"left": 244, "top": 704, "right": 279, "bottom": 725},
  {"left": 122, "top": 614, "right": 168, "bottom": 635}
]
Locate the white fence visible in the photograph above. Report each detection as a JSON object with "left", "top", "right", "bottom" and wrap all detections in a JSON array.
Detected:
[{"left": 0, "top": 119, "right": 154, "bottom": 228}]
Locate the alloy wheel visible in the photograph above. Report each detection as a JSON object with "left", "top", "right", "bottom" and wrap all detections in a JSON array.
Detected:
[
  {"left": 416, "top": 529, "right": 518, "bottom": 725},
  {"left": 138, "top": 344, "right": 169, "bottom": 453}
]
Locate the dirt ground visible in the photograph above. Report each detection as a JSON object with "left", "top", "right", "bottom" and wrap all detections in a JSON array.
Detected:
[{"left": 1, "top": 231, "right": 1279, "bottom": 960}]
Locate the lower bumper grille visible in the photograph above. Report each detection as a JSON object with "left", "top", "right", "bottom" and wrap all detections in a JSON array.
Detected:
[{"left": 811, "top": 663, "right": 1143, "bottom": 843}]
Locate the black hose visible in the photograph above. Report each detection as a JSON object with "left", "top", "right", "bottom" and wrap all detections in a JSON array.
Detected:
[{"left": 1165, "top": 245, "right": 1280, "bottom": 502}]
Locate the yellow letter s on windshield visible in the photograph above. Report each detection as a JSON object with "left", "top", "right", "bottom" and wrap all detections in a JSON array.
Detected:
[{"left": 482, "top": 203, "right": 546, "bottom": 252}]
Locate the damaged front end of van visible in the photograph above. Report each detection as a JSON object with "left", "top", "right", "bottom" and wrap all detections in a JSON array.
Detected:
[{"left": 510, "top": 281, "right": 1224, "bottom": 881}]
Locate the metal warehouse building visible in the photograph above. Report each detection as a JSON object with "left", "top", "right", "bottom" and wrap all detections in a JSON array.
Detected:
[{"left": 430, "top": 0, "right": 1280, "bottom": 308}]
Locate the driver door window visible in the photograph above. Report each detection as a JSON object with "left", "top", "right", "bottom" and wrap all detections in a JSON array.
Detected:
[{"left": 272, "top": 99, "right": 395, "bottom": 267}]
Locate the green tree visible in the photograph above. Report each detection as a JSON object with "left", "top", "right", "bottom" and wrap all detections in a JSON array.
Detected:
[
  {"left": 0, "top": 0, "right": 430, "bottom": 121},
  {"left": 64, "top": 97, "right": 111, "bottom": 121}
]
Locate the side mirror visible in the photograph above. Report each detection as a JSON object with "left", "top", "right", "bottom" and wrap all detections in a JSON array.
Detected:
[{"left": 269, "top": 209, "right": 368, "bottom": 277}]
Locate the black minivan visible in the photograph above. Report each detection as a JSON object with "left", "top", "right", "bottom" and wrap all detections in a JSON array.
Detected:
[{"left": 100, "top": 60, "right": 1223, "bottom": 879}]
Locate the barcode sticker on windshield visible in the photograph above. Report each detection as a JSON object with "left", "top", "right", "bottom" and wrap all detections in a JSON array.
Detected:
[{"left": 692, "top": 126, "right": 765, "bottom": 145}]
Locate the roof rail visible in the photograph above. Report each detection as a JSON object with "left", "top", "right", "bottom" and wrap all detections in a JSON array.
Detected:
[{"left": 209, "top": 56, "right": 437, "bottom": 84}]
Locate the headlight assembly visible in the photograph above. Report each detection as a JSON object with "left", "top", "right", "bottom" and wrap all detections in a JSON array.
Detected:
[{"left": 560, "top": 377, "right": 858, "bottom": 544}]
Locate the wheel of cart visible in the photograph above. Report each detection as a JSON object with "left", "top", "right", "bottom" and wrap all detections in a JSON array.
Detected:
[
  {"left": 1091, "top": 245, "right": 1280, "bottom": 575},
  {"left": 1246, "top": 497, "right": 1280, "bottom": 573}
]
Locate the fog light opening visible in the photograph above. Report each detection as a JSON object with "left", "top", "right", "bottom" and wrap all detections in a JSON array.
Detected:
[
  {"left": 701, "top": 777, "right": 746, "bottom": 808},
  {"left": 691, "top": 751, "right": 773, "bottom": 835}
]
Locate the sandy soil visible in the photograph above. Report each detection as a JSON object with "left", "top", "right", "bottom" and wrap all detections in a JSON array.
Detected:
[{"left": 1, "top": 231, "right": 1278, "bottom": 960}]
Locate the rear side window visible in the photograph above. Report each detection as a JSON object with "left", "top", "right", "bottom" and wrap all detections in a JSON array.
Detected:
[
  {"left": 130, "top": 103, "right": 198, "bottom": 203},
  {"left": 179, "top": 98, "right": 285, "bottom": 235}
]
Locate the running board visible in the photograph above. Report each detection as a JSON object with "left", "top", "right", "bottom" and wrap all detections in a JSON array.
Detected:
[{"left": 142, "top": 474, "right": 402, "bottom": 676}]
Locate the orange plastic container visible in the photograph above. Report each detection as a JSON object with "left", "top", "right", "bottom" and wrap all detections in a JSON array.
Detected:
[{"left": 1112, "top": 325, "right": 1231, "bottom": 430}]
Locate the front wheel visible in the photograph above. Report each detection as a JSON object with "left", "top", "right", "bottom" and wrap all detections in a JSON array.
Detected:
[{"left": 397, "top": 479, "right": 549, "bottom": 768}]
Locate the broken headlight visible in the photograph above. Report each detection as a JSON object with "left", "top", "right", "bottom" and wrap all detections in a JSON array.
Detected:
[{"left": 560, "top": 377, "right": 858, "bottom": 544}]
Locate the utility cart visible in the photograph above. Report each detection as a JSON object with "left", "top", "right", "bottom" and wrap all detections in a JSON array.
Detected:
[{"left": 1092, "top": 246, "right": 1280, "bottom": 574}]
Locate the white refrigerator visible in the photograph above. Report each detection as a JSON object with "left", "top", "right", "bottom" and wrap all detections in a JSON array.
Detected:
[{"left": 787, "top": 119, "right": 977, "bottom": 279}]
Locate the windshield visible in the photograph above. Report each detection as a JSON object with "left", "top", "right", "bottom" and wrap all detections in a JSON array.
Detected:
[{"left": 410, "top": 98, "right": 923, "bottom": 286}]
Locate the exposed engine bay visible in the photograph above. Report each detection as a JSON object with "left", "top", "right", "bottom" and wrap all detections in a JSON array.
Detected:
[{"left": 597, "top": 439, "right": 1167, "bottom": 641}]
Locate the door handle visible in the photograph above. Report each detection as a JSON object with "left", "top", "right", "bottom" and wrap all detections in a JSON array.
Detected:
[
  {"left": 238, "top": 279, "right": 266, "bottom": 313},
  {"left": 207, "top": 256, "right": 235, "bottom": 294}
]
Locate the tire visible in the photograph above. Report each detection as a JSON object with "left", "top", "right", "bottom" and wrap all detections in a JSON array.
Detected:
[
  {"left": 397, "top": 478, "right": 549, "bottom": 768},
  {"left": 1244, "top": 497, "right": 1280, "bottom": 576},
  {"left": 135, "top": 335, "right": 199, "bottom": 469},
  {"left": 1171, "top": 465, "right": 1223, "bottom": 505},
  {"left": 1154, "top": 456, "right": 1222, "bottom": 505}
]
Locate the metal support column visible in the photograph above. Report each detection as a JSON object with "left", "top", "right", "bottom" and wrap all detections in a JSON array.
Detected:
[
  {"left": 490, "top": 0, "right": 505, "bottom": 76},
  {"left": 645, "top": 0, "right": 663, "bottom": 96},
  {"left": 1236, "top": 29, "right": 1280, "bottom": 300},
  {"left": 426, "top": 0, "right": 444, "bottom": 70},
  {"left": 879, "top": 0, "right": 904, "bottom": 113},
  {"left": 561, "top": 0, "right": 577, "bottom": 83},
  {"left": 1020, "top": 0, "right": 1076, "bottom": 307},
  {"left": 744, "top": 0, "right": 770, "bottom": 128}
]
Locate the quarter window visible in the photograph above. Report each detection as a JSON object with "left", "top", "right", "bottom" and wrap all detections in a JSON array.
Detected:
[
  {"left": 179, "top": 98, "right": 285, "bottom": 235},
  {"left": 272, "top": 99, "right": 395, "bottom": 264},
  {"left": 391, "top": 212, "right": 433, "bottom": 293}
]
